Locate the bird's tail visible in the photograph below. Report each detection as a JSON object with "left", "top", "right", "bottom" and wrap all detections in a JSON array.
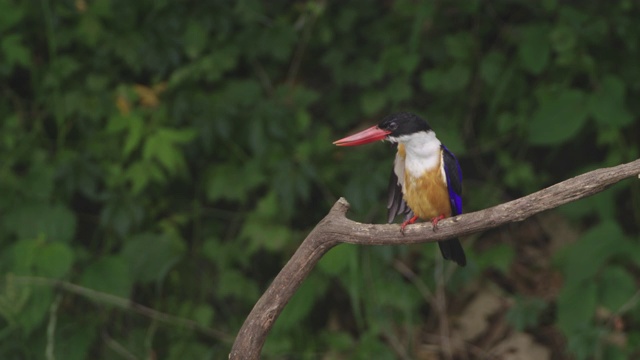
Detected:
[{"left": 438, "top": 238, "right": 467, "bottom": 266}]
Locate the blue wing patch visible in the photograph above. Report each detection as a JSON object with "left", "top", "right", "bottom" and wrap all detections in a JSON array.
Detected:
[{"left": 441, "top": 145, "right": 462, "bottom": 216}]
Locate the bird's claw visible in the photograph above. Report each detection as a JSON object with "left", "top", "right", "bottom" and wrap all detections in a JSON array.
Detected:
[
  {"left": 400, "top": 215, "right": 419, "bottom": 235},
  {"left": 430, "top": 214, "right": 446, "bottom": 232}
]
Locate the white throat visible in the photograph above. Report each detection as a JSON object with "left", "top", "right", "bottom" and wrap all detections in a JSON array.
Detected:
[{"left": 392, "top": 131, "right": 442, "bottom": 177}]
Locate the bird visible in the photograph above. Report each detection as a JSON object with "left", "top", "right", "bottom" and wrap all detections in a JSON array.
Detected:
[{"left": 333, "top": 112, "right": 466, "bottom": 266}]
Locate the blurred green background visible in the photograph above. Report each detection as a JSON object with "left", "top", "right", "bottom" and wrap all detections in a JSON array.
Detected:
[{"left": 1, "top": 0, "right": 639, "bottom": 359}]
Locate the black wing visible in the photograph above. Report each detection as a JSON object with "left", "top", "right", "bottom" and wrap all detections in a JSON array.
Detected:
[
  {"left": 387, "top": 143, "right": 413, "bottom": 224},
  {"left": 387, "top": 145, "right": 411, "bottom": 223}
]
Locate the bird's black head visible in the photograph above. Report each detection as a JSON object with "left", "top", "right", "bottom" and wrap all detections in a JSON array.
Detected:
[
  {"left": 333, "top": 112, "right": 433, "bottom": 147},
  {"left": 377, "top": 112, "right": 432, "bottom": 139}
]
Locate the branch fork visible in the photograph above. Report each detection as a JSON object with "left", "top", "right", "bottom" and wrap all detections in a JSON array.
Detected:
[{"left": 230, "top": 159, "right": 640, "bottom": 359}]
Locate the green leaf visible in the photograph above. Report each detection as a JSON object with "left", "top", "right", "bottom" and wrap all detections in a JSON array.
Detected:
[
  {"left": 46, "top": 56, "right": 80, "bottom": 85},
  {"left": 518, "top": 25, "right": 550, "bottom": 74},
  {"left": 77, "top": 14, "right": 103, "bottom": 47},
  {"left": 588, "top": 75, "right": 633, "bottom": 127},
  {"left": 156, "top": 128, "right": 197, "bottom": 144},
  {"left": 550, "top": 25, "right": 577, "bottom": 53},
  {"left": 170, "top": 47, "right": 238, "bottom": 85},
  {"left": 598, "top": 266, "right": 636, "bottom": 311},
  {"left": 381, "top": 46, "right": 413, "bottom": 74},
  {"left": 25, "top": 164, "right": 55, "bottom": 200},
  {"left": 33, "top": 242, "right": 74, "bottom": 278},
  {"left": 318, "top": 244, "right": 357, "bottom": 276},
  {"left": 216, "top": 269, "right": 259, "bottom": 301},
  {"left": 296, "top": 109, "right": 311, "bottom": 131},
  {"left": 240, "top": 191, "right": 292, "bottom": 252},
  {"left": 528, "top": 88, "right": 588, "bottom": 145},
  {"left": 142, "top": 128, "right": 195, "bottom": 175},
  {"left": 441, "top": 63, "right": 471, "bottom": 92},
  {"left": 0, "top": 34, "right": 30, "bottom": 69},
  {"left": 480, "top": 51, "right": 506, "bottom": 86},
  {"left": 15, "top": 287, "right": 53, "bottom": 336},
  {"left": 542, "top": 0, "right": 557, "bottom": 11},
  {"left": 274, "top": 273, "right": 328, "bottom": 331},
  {"left": 386, "top": 78, "right": 412, "bottom": 103},
  {"left": 205, "top": 162, "right": 265, "bottom": 203},
  {"left": 106, "top": 113, "right": 129, "bottom": 133},
  {"left": 80, "top": 256, "right": 132, "bottom": 298},
  {"left": 420, "top": 69, "right": 441, "bottom": 91},
  {"left": 320, "top": 330, "right": 354, "bottom": 352},
  {"left": 506, "top": 296, "right": 547, "bottom": 331},
  {"left": 10, "top": 239, "right": 38, "bottom": 275},
  {"left": 54, "top": 324, "right": 97, "bottom": 360},
  {"left": 444, "top": 32, "right": 473, "bottom": 60},
  {"left": 99, "top": 196, "right": 144, "bottom": 237},
  {"left": 206, "top": 163, "right": 244, "bottom": 201},
  {"left": 191, "top": 304, "right": 215, "bottom": 327},
  {"left": 420, "top": 65, "right": 470, "bottom": 92},
  {"left": 125, "top": 161, "right": 163, "bottom": 194},
  {"left": 602, "top": 345, "right": 628, "bottom": 360},
  {"left": 0, "top": 275, "right": 29, "bottom": 328},
  {"left": 121, "top": 232, "right": 185, "bottom": 283},
  {"left": 476, "top": 243, "right": 515, "bottom": 273},
  {"left": 557, "top": 221, "right": 625, "bottom": 285},
  {"left": 123, "top": 114, "right": 145, "bottom": 157},
  {"left": 142, "top": 136, "right": 182, "bottom": 174},
  {"left": 565, "top": 327, "right": 601, "bottom": 360},
  {"left": 0, "top": 0, "right": 25, "bottom": 32},
  {"left": 3, "top": 203, "right": 76, "bottom": 243},
  {"left": 184, "top": 21, "right": 207, "bottom": 59},
  {"left": 241, "top": 218, "right": 290, "bottom": 253},
  {"left": 373, "top": 271, "right": 421, "bottom": 310},
  {"left": 557, "top": 280, "right": 597, "bottom": 334},
  {"left": 353, "top": 330, "right": 396, "bottom": 359},
  {"left": 167, "top": 341, "right": 211, "bottom": 360},
  {"left": 360, "top": 91, "right": 386, "bottom": 116}
]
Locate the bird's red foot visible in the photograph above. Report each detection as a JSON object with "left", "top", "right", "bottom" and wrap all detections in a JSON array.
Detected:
[
  {"left": 400, "top": 215, "right": 419, "bottom": 235},
  {"left": 431, "top": 214, "right": 446, "bottom": 232}
]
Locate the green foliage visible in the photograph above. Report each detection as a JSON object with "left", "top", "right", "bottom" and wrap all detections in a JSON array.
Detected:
[
  {"left": 80, "top": 256, "right": 132, "bottom": 298},
  {"left": 0, "top": 0, "right": 638, "bottom": 358},
  {"left": 506, "top": 296, "right": 548, "bottom": 332},
  {"left": 528, "top": 87, "right": 589, "bottom": 145},
  {"left": 475, "top": 243, "right": 515, "bottom": 274},
  {"left": 121, "top": 232, "right": 186, "bottom": 283},
  {"left": 554, "top": 221, "right": 638, "bottom": 358}
]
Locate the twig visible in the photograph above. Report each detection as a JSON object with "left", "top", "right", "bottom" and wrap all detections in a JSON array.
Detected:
[
  {"left": 436, "top": 259, "right": 453, "bottom": 360},
  {"left": 230, "top": 158, "right": 640, "bottom": 359},
  {"left": 286, "top": 4, "right": 320, "bottom": 85},
  {"left": 46, "top": 293, "right": 62, "bottom": 360},
  {"left": 381, "top": 331, "right": 412, "bottom": 360},
  {"left": 9, "top": 275, "right": 232, "bottom": 343},
  {"left": 102, "top": 331, "right": 139, "bottom": 360},
  {"left": 392, "top": 260, "right": 434, "bottom": 304}
]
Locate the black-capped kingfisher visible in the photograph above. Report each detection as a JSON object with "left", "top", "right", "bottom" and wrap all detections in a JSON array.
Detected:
[{"left": 333, "top": 112, "right": 466, "bottom": 266}]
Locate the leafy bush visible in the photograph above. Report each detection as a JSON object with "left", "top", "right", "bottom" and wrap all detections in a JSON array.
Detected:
[{"left": 0, "top": 0, "right": 638, "bottom": 358}]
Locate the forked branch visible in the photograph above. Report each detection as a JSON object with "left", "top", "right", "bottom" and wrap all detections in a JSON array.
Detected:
[{"left": 230, "top": 158, "right": 640, "bottom": 359}]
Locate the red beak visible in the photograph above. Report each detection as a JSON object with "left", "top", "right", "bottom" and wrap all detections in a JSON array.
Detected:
[{"left": 333, "top": 125, "right": 391, "bottom": 146}]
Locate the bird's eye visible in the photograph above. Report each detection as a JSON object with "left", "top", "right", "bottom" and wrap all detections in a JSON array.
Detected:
[{"left": 388, "top": 122, "right": 398, "bottom": 131}]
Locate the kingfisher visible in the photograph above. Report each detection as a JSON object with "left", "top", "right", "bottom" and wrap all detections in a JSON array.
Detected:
[{"left": 333, "top": 112, "right": 466, "bottom": 266}]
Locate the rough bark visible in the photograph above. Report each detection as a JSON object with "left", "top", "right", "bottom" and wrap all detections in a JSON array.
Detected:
[{"left": 230, "top": 158, "right": 640, "bottom": 359}]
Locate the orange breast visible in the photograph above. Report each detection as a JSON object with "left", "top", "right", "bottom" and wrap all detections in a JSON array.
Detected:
[{"left": 402, "top": 155, "right": 452, "bottom": 220}]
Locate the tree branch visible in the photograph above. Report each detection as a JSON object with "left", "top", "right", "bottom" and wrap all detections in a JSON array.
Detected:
[{"left": 229, "top": 158, "right": 640, "bottom": 359}]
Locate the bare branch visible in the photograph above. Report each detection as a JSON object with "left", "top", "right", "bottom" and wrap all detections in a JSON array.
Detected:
[{"left": 230, "top": 158, "right": 640, "bottom": 359}]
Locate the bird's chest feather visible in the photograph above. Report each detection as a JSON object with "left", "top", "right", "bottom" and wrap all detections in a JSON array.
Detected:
[{"left": 398, "top": 145, "right": 451, "bottom": 219}]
